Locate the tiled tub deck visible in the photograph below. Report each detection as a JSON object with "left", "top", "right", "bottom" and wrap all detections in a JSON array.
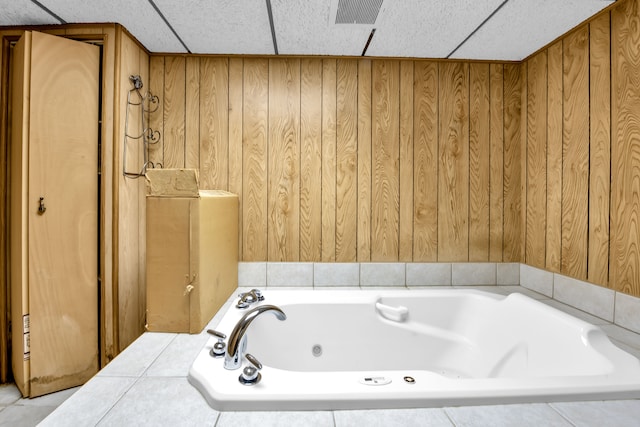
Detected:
[{"left": 38, "top": 263, "right": 640, "bottom": 426}]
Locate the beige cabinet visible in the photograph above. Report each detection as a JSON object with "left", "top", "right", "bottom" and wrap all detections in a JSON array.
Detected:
[
  {"left": 146, "top": 187, "right": 238, "bottom": 333},
  {"left": 10, "top": 31, "right": 100, "bottom": 397}
]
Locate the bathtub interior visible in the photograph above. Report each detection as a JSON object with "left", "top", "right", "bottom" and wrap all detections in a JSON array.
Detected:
[
  {"left": 245, "top": 291, "right": 630, "bottom": 378},
  {"left": 189, "top": 288, "right": 640, "bottom": 411}
]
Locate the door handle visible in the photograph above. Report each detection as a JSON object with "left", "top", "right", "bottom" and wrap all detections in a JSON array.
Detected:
[{"left": 38, "top": 197, "right": 46, "bottom": 215}]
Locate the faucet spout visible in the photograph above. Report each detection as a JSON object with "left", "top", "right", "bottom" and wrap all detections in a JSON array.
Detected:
[{"left": 224, "top": 304, "right": 286, "bottom": 370}]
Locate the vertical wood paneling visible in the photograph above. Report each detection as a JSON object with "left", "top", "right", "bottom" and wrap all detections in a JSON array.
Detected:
[
  {"left": 372, "top": 60, "right": 400, "bottom": 261},
  {"left": 228, "top": 58, "right": 244, "bottom": 258},
  {"left": 589, "top": 14, "right": 611, "bottom": 286},
  {"left": 438, "top": 62, "right": 469, "bottom": 261},
  {"left": 268, "top": 58, "right": 300, "bottom": 261},
  {"left": 489, "top": 63, "right": 504, "bottom": 262},
  {"left": 242, "top": 59, "right": 269, "bottom": 261},
  {"left": 185, "top": 57, "right": 200, "bottom": 170},
  {"left": 357, "top": 59, "right": 372, "bottom": 261},
  {"left": 148, "top": 56, "right": 164, "bottom": 168},
  {"left": 300, "top": 58, "right": 323, "bottom": 261},
  {"left": 336, "top": 59, "right": 358, "bottom": 262},
  {"left": 399, "top": 61, "right": 414, "bottom": 262},
  {"left": 321, "top": 59, "right": 337, "bottom": 261},
  {"left": 117, "top": 29, "right": 148, "bottom": 351},
  {"left": 413, "top": 61, "right": 438, "bottom": 261},
  {"left": 562, "top": 26, "right": 590, "bottom": 280},
  {"left": 200, "top": 57, "right": 229, "bottom": 189},
  {"left": 503, "top": 63, "right": 523, "bottom": 262},
  {"left": 546, "top": 41, "right": 563, "bottom": 273},
  {"left": 149, "top": 55, "right": 528, "bottom": 275},
  {"left": 611, "top": 0, "right": 640, "bottom": 295},
  {"left": 525, "top": 51, "right": 547, "bottom": 268},
  {"left": 163, "top": 56, "right": 185, "bottom": 168},
  {"left": 469, "top": 63, "right": 490, "bottom": 261}
]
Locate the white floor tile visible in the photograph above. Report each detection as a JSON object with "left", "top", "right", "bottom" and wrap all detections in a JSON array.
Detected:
[
  {"left": 334, "top": 408, "right": 453, "bottom": 427},
  {"left": 145, "top": 332, "right": 209, "bottom": 377},
  {"left": 97, "top": 332, "right": 176, "bottom": 377},
  {"left": 216, "top": 411, "right": 334, "bottom": 427},
  {"left": 444, "top": 403, "right": 573, "bottom": 427},
  {"left": 0, "top": 384, "right": 21, "bottom": 407},
  {"left": 550, "top": 400, "right": 640, "bottom": 427},
  {"left": 0, "top": 404, "right": 55, "bottom": 427},
  {"left": 97, "top": 377, "right": 218, "bottom": 427},
  {"left": 39, "top": 376, "right": 137, "bottom": 427},
  {"left": 17, "top": 386, "right": 78, "bottom": 407}
]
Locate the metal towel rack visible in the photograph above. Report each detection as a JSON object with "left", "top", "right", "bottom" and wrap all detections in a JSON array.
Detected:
[{"left": 123, "top": 75, "right": 162, "bottom": 178}]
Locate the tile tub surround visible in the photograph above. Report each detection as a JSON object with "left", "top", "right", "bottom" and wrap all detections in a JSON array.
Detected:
[
  {"left": 238, "top": 262, "right": 640, "bottom": 335},
  {"left": 40, "top": 285, "right": 640, "bottom": 426}
]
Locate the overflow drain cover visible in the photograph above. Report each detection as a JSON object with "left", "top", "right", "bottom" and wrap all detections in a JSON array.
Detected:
[
  {"left": 312, "top": 345, "right": 322, "bottom": 357},
  {"left": 359, "top": 376, "right": 391, "bottom": 386}
]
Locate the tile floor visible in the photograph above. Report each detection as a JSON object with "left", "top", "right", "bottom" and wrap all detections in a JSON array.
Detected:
[{"left": 2, "top": 285, "right": 640, "bottom": 426}]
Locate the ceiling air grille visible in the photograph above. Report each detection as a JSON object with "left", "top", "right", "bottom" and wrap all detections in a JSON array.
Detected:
[{"left": 334, "top": 0, "right": 384, "bottom": 25}]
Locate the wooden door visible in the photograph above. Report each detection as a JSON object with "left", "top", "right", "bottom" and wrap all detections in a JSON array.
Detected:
[{"left": 10, "top": 31, "right": 99, "bottom": 397}]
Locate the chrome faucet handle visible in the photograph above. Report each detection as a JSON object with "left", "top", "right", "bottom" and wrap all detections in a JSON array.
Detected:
[
  {"left": 236, "top": 289, "right": 265, "bottom": 309},
  {"left": 207, "top": 329, "right": 226, "bottom": 358},
  {"left": 239, "top": 353, "right": 262, "bottom": 385}
]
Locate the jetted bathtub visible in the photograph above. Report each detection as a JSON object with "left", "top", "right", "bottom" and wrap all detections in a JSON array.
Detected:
[{"left": 188, "top": 289, "right": 640, "bottom": 411}]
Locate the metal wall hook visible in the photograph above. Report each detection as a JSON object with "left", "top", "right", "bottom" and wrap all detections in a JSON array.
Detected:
[
  {"left": 37, "top": 197, "right": 46, "bottom": 215},
  {"left": 123, "top": 75, "right": 162, "bottom": 178}
]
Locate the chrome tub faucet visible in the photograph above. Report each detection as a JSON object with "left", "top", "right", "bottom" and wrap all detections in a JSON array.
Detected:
[{"left": 224, "top": 304, "right": 287, "bottom": 370}]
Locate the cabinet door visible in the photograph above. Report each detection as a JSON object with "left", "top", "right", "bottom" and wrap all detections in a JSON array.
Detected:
[{"left": 11, "top": 31, "right": 99, "bottom": 397}]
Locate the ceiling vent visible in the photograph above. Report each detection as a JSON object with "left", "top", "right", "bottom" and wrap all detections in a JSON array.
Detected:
[{"left": 331, "top": 0, "right": 384, "bottom": 25}]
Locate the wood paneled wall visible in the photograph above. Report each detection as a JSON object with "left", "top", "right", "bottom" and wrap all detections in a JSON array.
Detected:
[
  {"left": 522, "top": 0, "right": 640, "bottom": 296},
  {"left": 148, "top": 57, "right": 523, "bottom": 264}
]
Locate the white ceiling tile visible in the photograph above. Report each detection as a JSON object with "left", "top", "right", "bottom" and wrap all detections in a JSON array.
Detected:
[
  {"left": 271, "top": 0, "right": 373, "bottom": 56},
  {"left": 0, "top": 0, "right": 61, "bottom": 26},
  {"left": 153, "top": 0, "right": 273, "bottom": 54},
  {"left": 366, "top": 0, "right": 506, "bottom": 58},
  {"left": 450, "top": 0, "right": 615, "bottom": 60},
  {"left": 37, "top": 0, "right": 186, "bottom": 53}
]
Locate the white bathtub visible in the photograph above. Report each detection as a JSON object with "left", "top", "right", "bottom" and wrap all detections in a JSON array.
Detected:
[{"left": 188, "top": 289, "right": 640, "bottom": 411}]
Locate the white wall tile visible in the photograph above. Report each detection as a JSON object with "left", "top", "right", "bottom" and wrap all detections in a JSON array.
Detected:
[
  {"left": 238, "top": 262, "right": 267, "bottom": 287},
  {"left": 314, "top": 263, "right": 360, "bottom": 287},
  {"left": 614, "top": 292, "right": 640, "bottom": 335},
  {"left": 360, "top": 263, "right": 405, "bottom": 287},
  {"left": 553, "top": 274, "right": 615, "bottom": 322},
  {"left": 452, "top": 263, "right": 496, "bottom": 286},
  {"left": 497, "top": 263, "right": 520, "bottom": 285},
  {"left": 266, "top": 263, "right": 313, "bottom": 287},
  {"left": 520, "top": 264, "right": 554, "bottom": 297},
  {"left": 406, "top": 263, "right": 452, "bottom": 286}
]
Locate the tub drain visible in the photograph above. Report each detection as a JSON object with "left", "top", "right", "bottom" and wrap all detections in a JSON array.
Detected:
[
  {"left": 312, "top": 344, "right": 322, "bottom": 357},
  {"left": 404, "top": 376, "right": 416, "bottom": 384}
]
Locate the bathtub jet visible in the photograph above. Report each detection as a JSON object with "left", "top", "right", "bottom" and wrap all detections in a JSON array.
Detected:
[{"left": 189, "top": 289, "right": 640, "bottom": 411}]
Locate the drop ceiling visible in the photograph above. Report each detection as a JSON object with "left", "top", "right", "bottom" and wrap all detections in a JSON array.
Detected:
[{"left": 0, "top": 0, "right": 617, "bottom": 60}]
